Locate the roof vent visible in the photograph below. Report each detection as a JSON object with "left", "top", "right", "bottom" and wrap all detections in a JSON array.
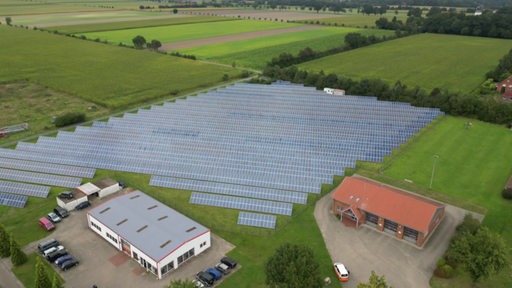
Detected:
[
  {"left": 116, "top": 218, "right": 128, "bottom": 226},
  {"left": 99, "top": 207, "right": 110, "bottom": 214},
  {"left": 160, "top": 240, "right": 172, "bottom": 249},
  {"left": 158, "top": 215, "right": 168, "bottom": 221},
  {"left": 356, "top": 198, "right": 360, "bottom": 202},
  {"left": 147, "top": 205, "right": 158, "bottom": 210},
  {"left": 349, "top": 195, "right": 354, "bottom": 200},
  {"left": 129, "top": 194, "right": 140, "bottom": 200},
  {"left": 186, "top": 226, "right": 197, "bottom": 233},
  {"left": 137, "top": 225, "right": 148, "bottom": 233}
]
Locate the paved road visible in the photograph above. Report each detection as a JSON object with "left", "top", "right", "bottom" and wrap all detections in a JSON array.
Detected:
[
  {"left": 314, "top": 191, "right": 484, "bottom": 288},
  {"left": 0, "top": 257, "right": 24, "bottom": 288}
]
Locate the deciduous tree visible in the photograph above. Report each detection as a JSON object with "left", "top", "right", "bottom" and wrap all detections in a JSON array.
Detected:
[
  {"left": 265, "top": 243, "right": 322, "bottom": 288},
  {"left": 166, "top": 279, "right": 196, "bottom": 288},
  {"left": 132, "top": 35, "right": 147, "bottom": 49},
  {"left": 357, "top": 271, "right": 392, "bottom": 288}
]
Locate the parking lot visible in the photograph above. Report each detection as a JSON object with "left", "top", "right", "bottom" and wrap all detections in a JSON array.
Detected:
[
  {"left": 314, "top": 192, "right": 484, "bottom": 288},
  {"left": 26, "top": 193, "right": 235, "bottom": 288}
]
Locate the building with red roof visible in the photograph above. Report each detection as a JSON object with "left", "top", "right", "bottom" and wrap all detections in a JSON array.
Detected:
[
  {"left": 331, "top": 175, "right": 445, "bottom": 247},
  {"left": 497, "top": 76, "right": 512, "bottom": 100}
]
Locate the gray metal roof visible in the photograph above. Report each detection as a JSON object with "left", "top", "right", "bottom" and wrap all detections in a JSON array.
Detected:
[{"left": 88, "top": 190, "right": 209, "bottom": 262}]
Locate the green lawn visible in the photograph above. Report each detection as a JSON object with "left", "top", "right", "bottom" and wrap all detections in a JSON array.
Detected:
[
  {"left": 0, "top": 25, "right": 240, "bottom": 108},
  {"left": 179, "top": 27, "right": 394, "bottom": 70},
  {"left": 367, "top": 116, "right": 512, "bottom": 287},
  {"left": 77, "top": 20, "right": 300, "bottom": 46},
  {"left": 298, "top": 33, "right": 512, "bottom": 93},
  {"left": 47, "top": 15, "right": 231, "bottom": 34}
]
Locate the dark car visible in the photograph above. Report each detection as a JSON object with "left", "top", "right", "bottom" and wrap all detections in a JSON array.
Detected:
[
  {"left": 55, "top": 254, "right": 74, "bottom": 266},
  {"left": 60, "top": 259, "right": 79, "bottom": 271},
  {"left": 57, "top": 191, "right": 73, "bottom": 199},
  {"left": 47, "top": 249, "right": 68, "bottom": 262},
  {"left": 75, "top": 201, "right": 91, "bottom": 211},
  {"left": 220, "top": 256, "right": 237, "bottom": 269},
  {"left": 54, "top": 206, "right": 69, "bottom": 218},
  {"left": 206, "top": 267, "right": 222, "bottom": 280},
  {"left": 37, "top": 239, "right": 60, "bottom": 254},
  {"left": 196, "top": 271, "right": 214, "bottom": 287}
]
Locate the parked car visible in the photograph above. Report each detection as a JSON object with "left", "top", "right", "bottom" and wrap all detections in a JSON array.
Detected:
[
  {"left": 206, "top": 267, "right": 222, "bottom": 280},
  {"left": 47, "top": 249, "right": 68, "bottom": 262},
  {"left": 196, "top": 271, "right": 214, "bottom": 287},
  {"left": 42, "top": 245, "right": 64, "bottom": 257},
  {"left": 333, "top": 262, "right": 350, "bottom": 282},
  {"left": 215, "top": 262, "right": 230, "bottom": 275},
  {"left": 38, "top": 217, "right": 55, "bottom": 231},
  {"left": 57, "top": 191, "right": 73, "bottom": 199},
  {"left": 220, "top": 256, "right": 237, "bottom": 269},
  {"left": 37, "top": 239, "right": 60, "bottom": 254},
  {"left": 53, "top": 206, "right": 69, "bottom": 218},
  {"left": 60, "top": 259, "right": 79, "bottom": 271},
  {"left": 55, "top": 254, "right": 74, "bottom": 266},
  {"left": 75, "top": 201, "right": 91, "bottom": 211},
  {"left": 47, "top": 212, "right": 61, "bottom": 223}
]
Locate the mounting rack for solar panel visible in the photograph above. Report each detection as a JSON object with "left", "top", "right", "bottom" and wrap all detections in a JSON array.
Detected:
[{"left": 0, "top": 123, "right": 29, "bottom": 138}]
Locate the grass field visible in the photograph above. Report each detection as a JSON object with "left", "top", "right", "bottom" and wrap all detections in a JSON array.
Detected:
[
  {"left": 298, "top": 33, "right": 512, "bottom": 93},
  {"left": 298, "top": 10, "right": 409, "bottom": 28},
  {"left": 47, "top": 15, "right": 231, "bottom": 34},
  {"left": 77, "top": 20, "right": 300, "bottom": 45},
  {"left": 179, "top": 27, "right": 394, "bottom": 70},
  {"left": 0, "top": 25, "right": 240, "bottom": 108}
]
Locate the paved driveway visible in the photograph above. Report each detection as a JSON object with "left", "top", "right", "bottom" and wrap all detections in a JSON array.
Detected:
[{"left": 314, "top": 192, "right": 484, "bottom": 288}]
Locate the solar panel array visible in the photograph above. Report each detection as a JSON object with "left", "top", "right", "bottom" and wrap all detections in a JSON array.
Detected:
[
  {"left": 0, "top": 82, "right": 443, "bottom": 217},
  {"left": 0, "top": 192, "right": 27, "bottom": 208},
  {"left": 238, "top": 212, "right": 277, "bottom": 229},
  {"left": 0, "top": 157, "right": 95, "bottom": 178},
  {"left": 190, "top": 192, "right": 293, "bottom": 216},
  {"left": 0, "top": 180, "right": 50, "bottom": 198},
  {"left": 0, "top": 168, "right": 81, "bottom": 188}
]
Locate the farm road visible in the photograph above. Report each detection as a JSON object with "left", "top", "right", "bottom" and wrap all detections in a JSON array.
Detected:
[{"left": 161, "top": 25, "right": 320, "bottom": 51}]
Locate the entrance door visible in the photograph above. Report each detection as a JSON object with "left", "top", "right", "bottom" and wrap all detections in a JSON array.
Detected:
[{"left": 120, "top": 238, "right": 131, "bottom": 255}]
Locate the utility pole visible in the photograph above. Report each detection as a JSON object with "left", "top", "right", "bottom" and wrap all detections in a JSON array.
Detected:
[{"left": 429, "top": 154, "right": 439, "bottom": 189}]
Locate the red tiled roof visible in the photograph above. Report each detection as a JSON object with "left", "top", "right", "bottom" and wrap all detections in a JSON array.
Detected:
[{"left": 332, "top": 176, "right": 444, "bottom": 232}]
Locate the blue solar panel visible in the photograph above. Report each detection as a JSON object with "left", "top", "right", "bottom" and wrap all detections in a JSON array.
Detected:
[
  {"left": 190, "top": 192, "right": 293, "bottom": 216},
  {"left": 238, "top": 212, "right": 276, "bottom": 229},
  {"left": 0, "top": 157, "right": 95, "bottom": 178},
  {"left": 0, "top": 168, "right": 81, "bottom": 188},
  {"left": 0, "top": 180, "right": 50, "bottom": 198},
  {"left": 0, "top": 192, "right": 27, "bottom": 208}
]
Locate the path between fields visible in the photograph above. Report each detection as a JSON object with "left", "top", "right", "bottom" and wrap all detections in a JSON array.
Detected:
[{"left": 160, "top": 25, "right": 320, "bottom": 51}]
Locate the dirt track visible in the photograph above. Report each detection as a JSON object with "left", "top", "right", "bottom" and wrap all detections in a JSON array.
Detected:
[{"left": 161, "top": 25, "right": 320, "bottom": 51}]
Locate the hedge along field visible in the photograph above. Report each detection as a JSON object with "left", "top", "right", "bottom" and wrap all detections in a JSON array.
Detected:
[
  {"left": 179, "top": 27, "right": 395, "bottom": 70},
  {"left": 48, "top": 15, "right": 231, "bottom": 34},
  {"left": 0, "top": 25, "right": 239, "bottom": 108},
  {"left": 76, "top": 19, "right": 301, "bottom": 45},
  {"left": 299, "top": 33, "right": 512, "bottom": 93}
]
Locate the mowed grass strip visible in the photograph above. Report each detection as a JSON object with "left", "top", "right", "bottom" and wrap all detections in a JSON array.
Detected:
[
  {"left": 299, "top": 33, "right": 512, "bottom": 92},
  {"left": 48, "top": 15, "right": 231, "bottom": 34},
  {"left": 0, "top": 25, "right": 238, "bottom": 108},
  {"left": 378, "top": 116, "right": 512, "bottom": 287},
  {"left": 180, "top": 27, "right": 394, "bottom": 70},
  {"left": 77, "top": 19, "right": 301, "bottom": 45}
]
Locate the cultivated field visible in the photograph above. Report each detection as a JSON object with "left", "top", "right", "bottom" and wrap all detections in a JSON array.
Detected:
[
  {"left": 76, "top": 19, "right": 301, "bottom": 45},
  {"left": 299, "top": 10, "right": 409, "bottom": 28},
  {"left": 299, "top": 33, "right": 512, "bottom": 92},
  {"left": 178, "top": 27, "right": 394, "bottom": 69},
  {"left": 0, "top": 25, "right": 240, "bottom": 108},
  {"left": 182, "top": 8, "right": 349, "bottom": 22}
]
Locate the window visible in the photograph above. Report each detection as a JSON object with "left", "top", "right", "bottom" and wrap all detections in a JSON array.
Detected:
[
  {"left": 177, "top": 248, "right": 195, "bottom": 265},
  {"left": 133, "top": 252, "right": 139, "bottom": 261},
  {"left": 106, "top": 233, "right": 118, "bottom": 244},
  {"left": 91, "top": 221, "right": 102, "bottom": 232},
  {"left": 200, "top": 241, "right": 207, "bottom": 248},
  {"left": 160, "top": 261, "right": 174, "bottom": 276}
]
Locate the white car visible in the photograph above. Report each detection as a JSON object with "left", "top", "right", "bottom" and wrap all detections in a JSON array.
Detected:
[
  {"left": 42, "top": 245, "right": 64, "bottom": 257},
  {"left": 47, "top": 212, "right": 62, "bottom": 223},
  {"left": 333, "top": 262, "right": 350, "bottom": 282},
  {"left": 192, "top": 279, "right": 205, "bottom": 288}
]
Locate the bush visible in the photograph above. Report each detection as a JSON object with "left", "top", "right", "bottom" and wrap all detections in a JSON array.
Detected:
[
  {"left": 436, "top": 257, "right": 446, "bottom": 267},
  {"left": 434, "top": 264, "right": 454, "bottom": 278},
  {"left": 502, "top": 187, "right": 512, "bottom": 199},
  {"left": 54, "top": 112, "right": 86, "bottom": 127}
]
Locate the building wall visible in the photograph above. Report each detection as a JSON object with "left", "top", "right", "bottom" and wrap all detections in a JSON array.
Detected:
[
  {"left": 417, "top": 206, "right": 445, "bottom": 247},
  {"left": 98, "top": 184, "right": 120, "bottom": 198}
]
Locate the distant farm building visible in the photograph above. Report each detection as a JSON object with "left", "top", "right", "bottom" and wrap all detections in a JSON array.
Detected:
[
  {"left": 332, "top": 176, "right": 445, "bottom": 247},
  {"left": 497, "top": 76, "right": 512, "bottom": 100},
  {"left": 87, "top": 190, "right": 211, "bottom": 279}
]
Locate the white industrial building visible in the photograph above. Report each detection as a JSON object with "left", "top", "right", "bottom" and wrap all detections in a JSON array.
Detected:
[{"left": 87, "top": 190, "right": 211, "bottom": 279}]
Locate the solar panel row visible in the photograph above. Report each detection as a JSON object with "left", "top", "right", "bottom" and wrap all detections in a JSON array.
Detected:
[
  {"left": 0, "top": 180, "right": 50, "bottom": 198},
  {"left": 0, "top": 168, "right": 82, "bottom": 188},
  {"left": 189, "top": 192, "right": 293, "bottom": 216},
  {"left": 0, "top": 157, "right": 95, "bottom": 178},
  {"left": 238, "top": 212, "right": 276, "bottom": 229},
  {"left": 0, "top": 192, "right": 27, "bottom": 208}
]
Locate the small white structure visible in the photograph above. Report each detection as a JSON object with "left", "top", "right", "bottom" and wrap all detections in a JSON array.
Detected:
[
  {"left": 57, "top": 190, "right": 88, "bottom": 211},
  {"left": 93, "top": 178, "right": 121, "bottom": 198},
  {"left": 324, "top": 87, "right": 346, "bottom": 96},
  {"left": 87, "top": 190, "right": 211, "bottom": 279},
  {"left": 76, "top": 182, "right": 100, "bottom": 197}
]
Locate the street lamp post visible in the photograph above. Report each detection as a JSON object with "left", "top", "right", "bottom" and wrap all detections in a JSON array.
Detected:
[{"left": 429, "top": 155, "right": 439, "bottom": 189}]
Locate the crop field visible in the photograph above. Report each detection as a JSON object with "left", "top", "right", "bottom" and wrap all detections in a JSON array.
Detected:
[
  {"left": 372, "top": 116, "right": 512, "bottom": 287},
  {"left": 301, "top": 11, "right": 409, "bottom": 28},
  {"left": 299, "top": 33, "right": 512, "bottom": 92},
  {"left": 47, "top": 15, "right": 231, "bottom": 34},
  {"left": 77, "top": 19, "right": 301, "bottom": 45},
  {"left": 179, "top": 27, "right": 394, "bottom": 70},
  {"left": 0, "top": 25, "right": 239, "bottom": 108}
]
